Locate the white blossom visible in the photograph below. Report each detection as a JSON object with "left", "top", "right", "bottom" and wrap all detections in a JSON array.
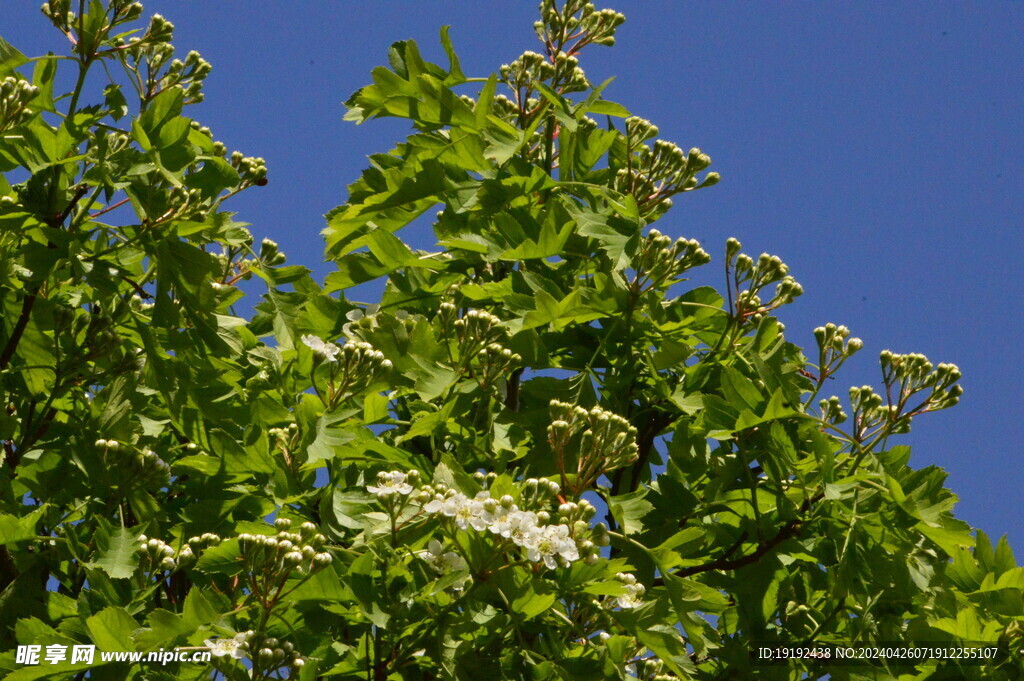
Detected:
[
  {"left": 301, "top": 334, "right": 340, "bottom": 362},
  {"left": 204, "top": 634, "right": 246, "bottom": 659},
  {"left": 407, "top": 483, "right": 589, "bottom": 571},
  {"left": 482, "top": 503, "right": 519, "bottom": 536},
  {"left": 416, "top": 539, "right": 466, "bottom": 574},
  {"left": 616, "top": 582, "right": 645, "bottom": 609},
  {"left": 523, "top": 523, "right": 579, "bottom": 569},
  {"left": 505, "top": 510, "right": 540, "bottom": 546},
  {"left": 367, "top": 471, "right": 414, "bottom": 497}
]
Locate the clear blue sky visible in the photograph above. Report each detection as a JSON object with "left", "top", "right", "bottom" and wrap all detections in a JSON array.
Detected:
[{"left": 7, "top": 3, "right": 1022, "bottom": 546}]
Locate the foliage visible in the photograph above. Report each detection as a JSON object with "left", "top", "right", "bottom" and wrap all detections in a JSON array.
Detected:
[{"left": 0, "top": 1, "right": 1021, "bottom": 679}]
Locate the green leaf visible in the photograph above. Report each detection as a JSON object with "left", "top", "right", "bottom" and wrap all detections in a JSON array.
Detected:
[
  {"left": 86, "top": 523, "right": 140, "bottom": 580},
  {"left": 0, "top": 509, "right": 42, "bottom": 546},
  {"left": 195, "top": 538, "right": 245, "bottom": 575},
  {"left": 86, "top": 606, "right": 138, "bottom": 651},
  {"left": 607, "top": 488, "right": 653, "bottom": 535},
  {"left": 0, "top": 36, "right": 27, "bottom": 76}
]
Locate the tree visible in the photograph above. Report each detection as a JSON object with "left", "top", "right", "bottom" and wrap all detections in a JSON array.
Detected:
[{"left": 0, "top": 1, "right": 1020, "bottom": 679}]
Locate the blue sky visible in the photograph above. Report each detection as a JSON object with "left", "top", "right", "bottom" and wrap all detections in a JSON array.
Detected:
[{"left": 6, "top": 3, "right": 1022, "bottom": 546}]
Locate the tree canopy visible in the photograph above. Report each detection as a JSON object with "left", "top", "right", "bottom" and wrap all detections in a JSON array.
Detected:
[{"left": 0, "top": 1, "right": 1020, "bottom": 679}]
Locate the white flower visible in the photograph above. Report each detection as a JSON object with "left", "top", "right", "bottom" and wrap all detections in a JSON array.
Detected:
[
  {"left": 416, "top": 539, "right": 466, "bottom": 574},
  {"left": 367, "top": 471, "right": 414, "bottom": 497},
  {"left": 505, "top": 510, "right": 539, "bottom": 546},
  {"left": 204, "top": 635, "right": 246, "bottom": 659},
  {"left": 482, "top": 503, "right": 519, "bottom": 536},
  {"left": 442, "top": 493, "right": 485, "bottom": 532},
  {"left": 523, "top": 524, "right": 579, "bottom": 569},
  {"left": 301, "top": 334, "right": 340, "bottom": 362},
  {"left": 616, "top": 582, "right": 645, "bottom": 609}
]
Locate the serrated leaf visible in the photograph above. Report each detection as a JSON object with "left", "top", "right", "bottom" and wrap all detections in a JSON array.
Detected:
[{"left": 86, "top": 524, "right": 139, "bottom": 580}]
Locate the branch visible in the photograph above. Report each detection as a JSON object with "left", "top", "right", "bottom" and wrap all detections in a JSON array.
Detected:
[
  {"left": 0, "top": 185, "right": 89, "bottom": 370},
  {"left": 655, "top": 491, "right": 824, "bottom": 585}
]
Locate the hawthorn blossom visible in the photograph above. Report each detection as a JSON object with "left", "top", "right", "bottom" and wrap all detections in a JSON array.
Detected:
[
  {"left": 504, "top": 510, "right": 540, "bottom": 546},
  {"left": 443, "top": 494, "right": 487, "bottom": 531},
  {"left": 411, "top": 483, "right": 590, "bottom": 570},
  {"left": 204, "top": 634, "right": 247, "bottom": 659},
  {"left": 301, "top": 334, "right": 340, "bottom": 362},
  {"left": 482, "top": 502, "right": 519, "bottom": 536},
  {"left": 416, "top": 539, "right": 466, "bottom": 574},
  {"left": 367, "top": 471, "right": 414, "bottom": 498},
  {"left": 523, "top": 523, "right": 580, "bottom": 569},
  {"left": 616, "top": 582, "right": 645, "bottom": 609}
]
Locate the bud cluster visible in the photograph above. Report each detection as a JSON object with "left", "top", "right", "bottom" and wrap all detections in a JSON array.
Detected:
[
  {"left": 136, "top": 533, "right": 220, "bottom": 575},
  {"left": 848, "top": 384, "right": 888, "bottom": 434},
  {"left": 112, "top": 16, "right": 209, "bottom": 104},
  {"left": 247, "top": 632, "right": 305, "bottom": 675},
  {"left": 633, "top": 228, "right": 711, "bottom": 292},
  {"left": 237, "top": 519, "right": 333, "bottom": 595},
  {"left": 258, "top": 238, "right": 287, "bottom": 267},
  {"left": 159, "top": 49, "right": 213, "bottom": 104},
  {"left": 548, "top": 400, "right": 638, "bottom": 493},
  {"left": 41, "top": 1, "right": 143, "bottom": 48},
  {"left": 447, "top": 309, "right": 520, "bottom": 382},
  {"left": 811, "top": 323, "right": 863, "bottom": 386},
  {"left": 164, "top": 185, "right": 207, "bottom": 222},
  {"left": 625, "top": 116, "right": 658, "bottom": 144},
  {"left": 228, "top": 151, "right": 268, "bottom": 186},
  {"left": 726, "top": 239, "right": 804, "bottom": 320},
  {"left": 614, "top": 137, "right": 720, "bottom": 219},
  {"left": 500, "top": 51, "right": 555, "bottom": 90},
  {"left": 817, "top": 395, "right": 848, "bottom": 425},
  {"left": 474, "top": 342, "right": 523, "bottom": 391},
  {"left": 95, "top": 439, "right": 171, "bottom": 488},
  {"left": 0, "top": 77, "right": 40, "bottom": 133},
  {"left": 535, "top": 1, "right": 626, "bottom": 51},
  {"left": 880, "top": 351, "right": 963, "bottom": 414},
  {"left": 301, "top": 334, "right": 392, "bottom": 407},
  {"left": 550, "top": 51, "right": 590, "bottom": 93},
  {"left": 268, "top": 423, "right": 299, "bottom": 456}
]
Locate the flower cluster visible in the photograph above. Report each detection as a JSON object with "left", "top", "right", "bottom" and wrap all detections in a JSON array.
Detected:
[
  {"left": 548, "top": 400, "right": 638, "bottom": 494},
  {"left": 204, "top": 631, "right": 305, "bottom": 672},
  {"left": 428, "top": 491, "right": 584, "bottom": 569},
  {"left": 368, "top": 471, "right": 617, "bottom": 572},
  {"left": 367, "top": 469, "right": 418, "bottom": 498},
  {"left": 613, "top": 572, "right": 645, "bottom": 609}
]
